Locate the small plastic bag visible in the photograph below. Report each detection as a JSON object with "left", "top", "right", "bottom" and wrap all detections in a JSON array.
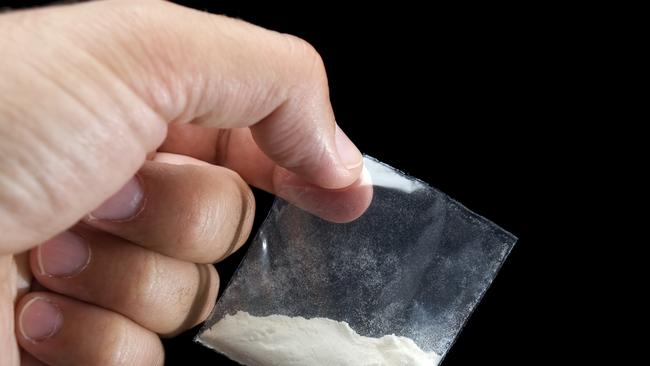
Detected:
[{"left": 197, "top": 156, "right": 517, "bottom": 365}]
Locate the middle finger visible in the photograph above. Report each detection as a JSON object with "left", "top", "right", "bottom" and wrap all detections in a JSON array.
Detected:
[{"left": 84, "top": 160, "right": 255, "bottom": 263}]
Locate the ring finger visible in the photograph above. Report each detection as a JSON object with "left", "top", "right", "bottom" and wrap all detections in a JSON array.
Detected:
[{"left": 30, "top": 227, "right": 219, "bottom": 336}]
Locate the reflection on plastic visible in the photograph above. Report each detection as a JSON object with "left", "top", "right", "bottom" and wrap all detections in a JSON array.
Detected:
[
  {"left": 198, "top": 156, "right": 517, "bottom": 365},
  {"left": 363, "top": 158, "right": 425, "bottom": 193}
]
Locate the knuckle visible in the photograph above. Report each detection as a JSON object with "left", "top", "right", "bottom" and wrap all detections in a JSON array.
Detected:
[
  {"left": 231, "top": 173, "right": 256, "bottom": 247},
  {"left": 184, "top": 264, "right": 220, "bottom": 329},
  {"left": 94, "top": 0, "right": 191, "bottom": 120},
  {"left": 173, "top": 190, "right": 219, "bottom": 257},
  {"left": 99, "top": 314, "right": 161, "bottom": 365},
  {"left": 175, "top": 168, "right": 255, "bottom": 262},
  {"left": 163, "top": 169, "right": 227, "bottom": 261},
  {"left": 107, "top": 0, "right": 165, "bottom": 14},
  {"left": 282, "top": 34, "right": 327, "bottom": 82},
  {"left": 122, "top": 251, "right": 161, "bottom": 311},
  {"left": 98, "top": 316, "right": 132, "bottom": 365}
]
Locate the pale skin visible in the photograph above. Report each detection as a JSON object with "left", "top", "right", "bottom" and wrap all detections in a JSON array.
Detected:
[{"left": 0, "top": 1, "right": 373, "bottom": 364}]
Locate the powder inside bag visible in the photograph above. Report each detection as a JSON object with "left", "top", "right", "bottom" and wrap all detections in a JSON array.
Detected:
[{"left": 201, "top": 311, "right": 441, "bottom": 366}]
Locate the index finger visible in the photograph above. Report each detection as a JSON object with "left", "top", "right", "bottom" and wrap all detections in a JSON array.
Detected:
[{"left": 105, "top": 1, "right": 364, "bottom": 189}]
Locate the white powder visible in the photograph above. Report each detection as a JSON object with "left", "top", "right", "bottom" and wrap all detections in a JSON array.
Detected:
[{"left": 201, "top": 311, "right": 441, "bottom": 366}]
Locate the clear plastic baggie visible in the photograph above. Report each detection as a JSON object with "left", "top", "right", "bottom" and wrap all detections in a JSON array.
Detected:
[{"left": 197, "top": 156, "right": 517, "bottom": 366}]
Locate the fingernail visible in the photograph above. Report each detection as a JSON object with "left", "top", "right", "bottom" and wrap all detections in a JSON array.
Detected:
[
  {"left": 37, "top": 231, "right": 90, "bottom": 277},
  {"left": 19, "top": 297, "right": 63, "bottom": 342},
  {"left": 335, "top": 125, "right": 363, "bottom": 170},
  {"left": 90, "top": 176, "right": 144, "bottom": 221}
]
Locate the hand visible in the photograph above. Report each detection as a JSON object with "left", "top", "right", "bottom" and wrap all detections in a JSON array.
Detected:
[{"left": 0, "top": 1, "right": 372, "bottom": 365}]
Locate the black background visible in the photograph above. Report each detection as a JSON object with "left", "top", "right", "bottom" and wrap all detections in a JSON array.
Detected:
[{"left": 1, "top": 1, "right": 570, "bottom": 364}]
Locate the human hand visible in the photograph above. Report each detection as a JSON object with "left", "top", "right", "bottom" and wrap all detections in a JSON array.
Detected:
[{"left": 0, "top": 1, "right": 372, "bottom": 364}]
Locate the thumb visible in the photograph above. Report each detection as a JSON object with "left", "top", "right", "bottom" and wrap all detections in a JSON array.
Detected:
[{"left": 0, "top": 0, "right": 363, "bottom": 255}]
